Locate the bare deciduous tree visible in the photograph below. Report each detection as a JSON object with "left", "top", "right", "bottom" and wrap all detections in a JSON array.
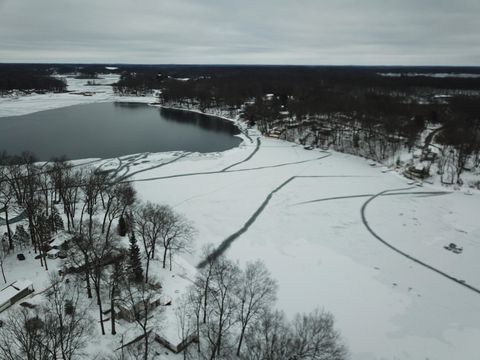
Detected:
[
  {"left": 158, "top": 207, "right": 194, "bottom": 271},
  {"left": 175, "top": 295, "right": 196, "bottom": 360},
  {"left": 196, "top": 244, "right": 216, "bottom": 325},
  {"left": 102, "top": 183, "right": 136, "bottom": 242},
  {"left": 202, "top": 256, "right": 240, "bottom": 359},
  {"left": 79, "top": 169, "right": 108, "bottom": 238},
  {"left": 108, "top": 259, "right": 125, "bottom": 336},
  {"left": 133, "top": 202, "right": 164, "bottom": 283},
  {"left": 134, "top": 202, "right": 194, "bottom": 281},
  {"left": 0, "top": 235, "right": 8, "bottom": 283},
  {"left": 33, "top": 210, "right": 51, "bottom": 271},
  {"left": 120, "top": 278, "right": 163, "bottom": 360},
  {"left": 243, "top": 308, "right": 347, "bottom": 360},
  {"left": 0, "top": 307, "right": 49, "bottom": 360},
  {"left": 235, "top": 260, "right": 277, "bottom": 356},
  {"left": 60, "top": 168, "right": 82, "bottom": 232},
  {"left": 0, "top": 275, "right": 93, "bottom": 360},
  {"left": 243, "top": 308, "right": 290, "bottom": 360},
  {"left": 70, "top": 221, "right": 118, "bottom": 335},
  {"left": 0, "top": 174, "right": 16, "bottom": 250},
  {"left": 290, "top": 309, "right": 347, "bottom": 360},
  {"left": 42, "top": 274, "right": 94, "bottom": 360}
]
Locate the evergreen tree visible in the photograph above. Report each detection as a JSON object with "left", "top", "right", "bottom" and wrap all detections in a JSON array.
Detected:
[
  {"left": 13, "top": 225, "right": 30, "bottom": 249},
  {"left": 118, "top": 216, "right": 127, "bottom": 236},
  {"left": 128, "top": 232, "right": 143, "bottom": 283},
  {"left": 48, "top": 207, "right": 64, "bottom": 233},
  {"left": 34, "top": 212, "right": 51, "bottom": 270}
]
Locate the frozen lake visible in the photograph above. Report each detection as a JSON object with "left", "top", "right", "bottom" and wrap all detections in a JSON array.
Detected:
[{"left": 0, "top": 102, "right": 242, "bottom": 160}]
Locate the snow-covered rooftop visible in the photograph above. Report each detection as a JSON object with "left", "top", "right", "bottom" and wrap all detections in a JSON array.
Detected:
[{"left": 0, "top": 280, "right": 33, "bottom": 308}]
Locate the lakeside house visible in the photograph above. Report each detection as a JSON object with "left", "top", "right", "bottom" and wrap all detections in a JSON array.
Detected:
[{"left": 404, "top": 164, "right": 430, "bottom": 180}]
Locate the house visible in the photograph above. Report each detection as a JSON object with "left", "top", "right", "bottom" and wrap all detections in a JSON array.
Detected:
[
  {"left": 267, "top": 127, "right": 283, "bottom": 139},
  {"left": 48, "top": 234, "right": 73, "bottom": 250},
  {"left": 404, "top": 164, "right": 430, "bottom": 180},
  {"left": 47, "top": 248, "right": 60, "bottom": 259},
  {"left": 116, "top": 293, "right": 165, "bottom": 322},
  {"left": 47, "top": 235, "right": 71, "bottom": 259},
  {"left": 0, "top": 280, "right": 34, "bottom": 313},
  {"left": 65, "top": 252, "right": 125, "bottom": 274}
]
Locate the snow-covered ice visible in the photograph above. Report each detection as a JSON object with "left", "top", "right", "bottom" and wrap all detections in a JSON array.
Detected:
[{"left": 125, "top": 140, "right": 480, "bottom": 360}]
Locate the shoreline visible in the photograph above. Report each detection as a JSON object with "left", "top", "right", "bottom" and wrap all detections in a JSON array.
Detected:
[
  {"left": 151, "top": 103, "right": 254, "bottom": 143},
  {"left": 0, "top": 92, "right": 250, "bottom": 162}
]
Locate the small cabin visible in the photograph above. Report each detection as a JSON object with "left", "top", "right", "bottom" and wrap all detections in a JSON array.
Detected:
[
  {"left": 404, "top": 165, "right": 430, "bottom": 180},
  {"left": 47, "top": 249, "right": 60, "bottom": 259},
  {"left": 116, "top": 295, "right": 163, "bottom": 322}
]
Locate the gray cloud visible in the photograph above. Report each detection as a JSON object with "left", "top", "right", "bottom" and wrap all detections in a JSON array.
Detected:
[{"left": 0, "top": 0, "right": 479, "bottom": 65}]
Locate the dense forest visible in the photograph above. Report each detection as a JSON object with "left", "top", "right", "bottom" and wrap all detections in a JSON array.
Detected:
[{"left": 0, "top": 64, "right": 67, "bottom": 94}]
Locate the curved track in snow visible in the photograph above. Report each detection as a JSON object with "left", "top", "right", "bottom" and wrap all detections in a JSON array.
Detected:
[
  {"left": 115, "top": 152, "right": 191, "bottom": 183},
  {"left": 361, "top": 188, "right": 480, "bottom": 295},
  {"left": 295, "top": 190, "right": 450, "bottom": 206},
  {"left": 125, "top": 153, "right": 331, "bottom": 184},
  {"left": 197, "top": 174, "right": 374, "bottom": 268},
  {"left": 199, "top": 183, "right": 480, "bottom": 296},
  {"left": 221, "top": 137, "right": 261, "bottom": 171}
]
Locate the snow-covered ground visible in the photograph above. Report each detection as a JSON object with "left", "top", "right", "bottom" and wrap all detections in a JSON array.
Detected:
[{"left": 1, "top": 77, "right": 480, "bottom": 359}]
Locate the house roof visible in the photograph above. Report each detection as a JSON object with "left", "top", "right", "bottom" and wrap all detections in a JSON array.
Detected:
[{"left": 0, "top": 280, "right": 33, "bottom": 306}]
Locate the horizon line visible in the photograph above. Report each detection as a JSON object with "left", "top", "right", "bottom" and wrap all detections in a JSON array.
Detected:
[{"left": 1, "top": 62, "right": 480, "bottom": 68}]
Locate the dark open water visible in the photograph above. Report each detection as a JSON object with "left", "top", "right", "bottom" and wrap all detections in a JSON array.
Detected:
[{"left": 0, "top": 102, "right": 241, "bottom": 160}]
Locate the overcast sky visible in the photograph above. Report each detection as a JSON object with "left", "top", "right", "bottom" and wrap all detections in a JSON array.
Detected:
[{"left": 0, "top": 0, "right": 479, "bottom": 65}]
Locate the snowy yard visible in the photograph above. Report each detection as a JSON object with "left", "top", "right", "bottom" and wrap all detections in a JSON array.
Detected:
[{"left": 1, "top": 77, "right": 480, "bottom": 359}]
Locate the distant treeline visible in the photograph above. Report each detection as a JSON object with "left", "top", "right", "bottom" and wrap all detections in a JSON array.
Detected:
[
  {"left": 146, "top": 66, "right": 480, "bottom": 142},
  {"left": 0, "top": 64, "right": 67, "bottom": 94},
  {"left": 113, "top": 64, "right": 480, "bottom": 97}
]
